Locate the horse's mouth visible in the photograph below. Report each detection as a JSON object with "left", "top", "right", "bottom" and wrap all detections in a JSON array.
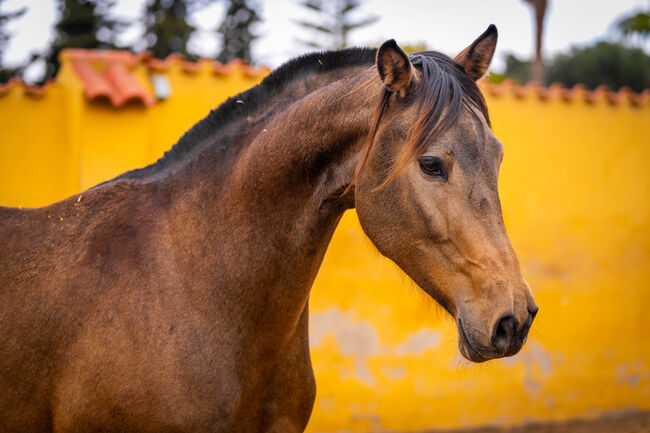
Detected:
[{"left": 457, "top": 319, "right": 489, "bottom": 363}]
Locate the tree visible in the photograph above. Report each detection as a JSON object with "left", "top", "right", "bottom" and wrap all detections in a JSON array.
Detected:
[
  {"left": 522, "top": 0, "right": 548, "bottom": 84},
  {"left": 0, "top": 0, "right": 26, "bottom": 83},
  {"left": 502, "top": 42, "right": 650, "bottom": 92},
  {"left": 616, "top": 11, "right": 649, "bottom": 42},
  {"left": 142, "top": 0, "right": 220, "bottom": 60},
  {"left": 217, "top": 0, "right": 260, "bottom": 64},
  {"left": 144, "top": 0, "right": 194, "bottom": 59},
  {"left": 401, "top": 42, "right": 429, "bottom": 54},
  {"left": 294, "top": 0, "right": 378, "bottom": 51},
  {"left": 546, "top": 42, "right": 650, "bottom": 93},
  {"left": 502, "top": 53, "right": 531, "bottom": 85},
  {"left": 41, "top": 0, "right": 124, "bottom": 81}
]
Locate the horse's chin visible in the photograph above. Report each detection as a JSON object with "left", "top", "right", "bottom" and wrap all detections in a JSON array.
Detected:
[
  {"left": 457, "top": 319, "right": 493, "bottom": 363},
  {"left": 458, "top": 330, "right": 487, "bottom": 363},
  {"left": 458, "top": 340, "right": 489, "bottom": 363}
]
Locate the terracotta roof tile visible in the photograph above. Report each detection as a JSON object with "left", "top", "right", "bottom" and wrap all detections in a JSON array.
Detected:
[
  {"left": 0, "top": 77, "right": 19, "bottom": 96},
  {"left": 1, "top": 50, "right": 649, "bottom": 108},
  {"left": 23, "top": 80, "right": 53, "bottom": 98},
  {"left": 64, "top": 49, "right": 148, "bottom": 67},
  {"left": 72, "top": 61, "right": 116, "bottom": 100},
  {"left": 535, "top": 82, "right": 563, "bottom": 101},
  {"left": 633, "top": 89, "right": 650, "bottom": 106},
  {"left": 140, "top": 53, "right": 271, "bottom": 77},
  {"left": 0, "top": 50, "right": 273, "bottom": 107},
  {"left": 559, "top": 83, "right": 587, "bottom": 102},
  {"left": 66, "top": 50, "right": 154, "bottom": 107},
  {"left": 481, "top": 79, "right": 649, "bottom": 107},
  {"left": 213, "top": 62, "right": 237, "bottom": 75},
  {"left": 105, "top": 62, "right": 155, "bottom": 106},
  {"left": 0, "top": 78, "right": 53, "bottom": 98}
]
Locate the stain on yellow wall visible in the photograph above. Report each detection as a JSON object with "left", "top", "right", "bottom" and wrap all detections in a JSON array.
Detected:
[{"left": 0, "top": 54, "right": 648, "bottom": 431}]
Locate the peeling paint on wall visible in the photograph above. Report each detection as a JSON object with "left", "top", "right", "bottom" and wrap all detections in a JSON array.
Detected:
[
  {"left": 616, "top": 361, "right": 645, "bottom": 388},
  {"left": 501, "top": 340, "right": 554, "bottom": 395},
  {"left": 310, "top": 308, "right": 442, "bottom": 385},
  {"left": 310, "top": 308, "right": 383, "bottom": 385},
  {"left": 395, "top": 329, "right": 441, "bottom": 355}
]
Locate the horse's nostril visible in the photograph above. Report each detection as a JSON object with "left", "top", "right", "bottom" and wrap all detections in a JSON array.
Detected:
[{"left": 492, "top": 315, "right": 516, "bottom": 353}]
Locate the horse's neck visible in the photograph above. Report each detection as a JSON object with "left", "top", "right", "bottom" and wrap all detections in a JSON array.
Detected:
[{"left": 165, "top": 69, "right": 377, "bottom": 342}]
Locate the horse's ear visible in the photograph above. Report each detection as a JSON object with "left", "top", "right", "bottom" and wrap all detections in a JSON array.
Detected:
[
  {"left": 376, "top": 39, "right": 413, "bottom": 97},
  {"left": 454, "top": 24, "right": 498, "bottom": 81}
]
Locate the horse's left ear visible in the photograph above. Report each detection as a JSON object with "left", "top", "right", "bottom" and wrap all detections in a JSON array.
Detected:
[
  {"left": 454, "top": 24, "right": 498, "bottom": 81},
  {"left": 376, "top": 39, "right": 413, "bottom": 97}
]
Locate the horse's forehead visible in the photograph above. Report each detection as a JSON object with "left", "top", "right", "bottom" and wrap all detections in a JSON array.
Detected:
[
  {"left": 430, "top": 109, "right": 501, "bottom": 179},
  {"left": 435, "top": 109, "right": 493, "bottom": 154}
]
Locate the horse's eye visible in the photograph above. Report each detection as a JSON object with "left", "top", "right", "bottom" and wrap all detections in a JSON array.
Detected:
[{"left": 418, "top": 156, "right": 447, "bottom": 179}]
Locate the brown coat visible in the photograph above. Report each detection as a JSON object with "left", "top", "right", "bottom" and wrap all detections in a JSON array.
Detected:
[{"left": 0, "top": 29, "right": 536, "bottom": 433}]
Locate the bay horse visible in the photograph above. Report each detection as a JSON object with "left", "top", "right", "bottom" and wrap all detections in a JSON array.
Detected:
[{"left": 0, "top": 25, "right": 537, "bottom": 432}]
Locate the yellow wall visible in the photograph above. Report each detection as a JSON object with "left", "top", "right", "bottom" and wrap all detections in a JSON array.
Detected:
[
  {"left": 1, "top": 57, "right": 649, "bottom": 431},
  {"left": 307, "top": 86, "right": 650, "bottom": 431},
  {"left": 0, "top": 82, "right": 76, "bottom": 207},
  {"left": 0, "top": 56, "right": 266, "bottom": 206}
]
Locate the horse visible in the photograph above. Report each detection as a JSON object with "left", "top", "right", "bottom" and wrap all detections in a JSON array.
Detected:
[{"left": 0, "top": 25, "right": 537, "bottom": 432}]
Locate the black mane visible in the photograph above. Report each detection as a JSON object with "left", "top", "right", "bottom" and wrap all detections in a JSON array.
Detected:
[{"left": 108, "top": 47, "right": 377, "bottom": 182}]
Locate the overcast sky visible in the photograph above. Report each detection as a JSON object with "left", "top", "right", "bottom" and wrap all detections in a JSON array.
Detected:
[{"left": 3, "top": 0, "right": 649, "bottom": 81}]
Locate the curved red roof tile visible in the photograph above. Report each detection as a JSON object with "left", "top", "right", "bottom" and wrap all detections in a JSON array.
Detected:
[
  {"left": 482, "top": 79, "right": 649, "bottom": 107},
  {"left": 104, "top": 63, "right": 155, "bottom": 106},
  {"left": 632, "top": 89, "right": 650, "bottom": 106},
  {"left": 608, "top": 87, "right": 632, "bottom": 105},
  {"left": 0, "top": 77, "right": 19, "bottom": 96},
  {"left": 0, "top": 78, "right": 53, "bottom": 98},
  {"left": 147, "top": 57, "right": 169, "bottom": 72},
  {"left": 1, "top": 49, "right": 649, "bottom": 108},
  {"left": 63, "top": 49, "right": 148, "bottom": 67},
  {"left": 179, "top": 60, "right": 203, "bottom": 73},
  {"left": 23, "top": 80, "right": 53, "bottom": 98},
  {"left": 73, "top": 61, "right": 114, "bottom": 99},
  {"left": 213, "top": 61, "right": 238, "bottom": 75},
  {"left": 69, "top": 53, "right": 154, "bottom": 107}
]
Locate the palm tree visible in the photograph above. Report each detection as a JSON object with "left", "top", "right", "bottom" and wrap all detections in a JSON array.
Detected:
[
  {"left": 523, "top": 0, "right": 548, "bottom": 84},
  {"left": 617, "top": 10, "right": 649, "bottom": 43},
  {"left": 294, "top": 0, "right": 378, "bottom": 51}
]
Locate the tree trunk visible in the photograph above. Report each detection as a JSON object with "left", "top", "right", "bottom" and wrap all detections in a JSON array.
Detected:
[{"left": 526, "top": 0, "right": 548, "bottom": 84}]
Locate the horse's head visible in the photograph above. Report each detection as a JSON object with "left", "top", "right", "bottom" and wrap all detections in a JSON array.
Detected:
[{"left": 354, "top": 26, "right": 538, "bottom": 363}]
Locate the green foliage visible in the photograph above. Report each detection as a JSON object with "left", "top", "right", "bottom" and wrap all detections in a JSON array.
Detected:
[
  {"left": 144, "top": 0, "right": 196, "bottom": 59},
  {"left": 617, "top": 11, "right": 650, "bottom": 40},
  {"left": 502, "top": 53, "right": 531, "bottom": 85},
  {"left": 217, "top": 0, "right": 260, "bottom": 64},
  {"left": 0, "top": 0, "right": 26, "bottom": 83},
  {"left": 295, "top": 0, "right": 378, "bottom": 50},
  {"left": 42, "top": 0, "right": 125, "bottom": 81},
  {"left": 401, "top": 42, "right": 428, "bottom": 54},
  {"left": 502, "top": 42, "right": 650, "bottom": 92},
  {"left": 547, "top": 42, "right": 650, "bottom": 92},
  {"left": 486, "top": 72, "right": 506, "bottom": 84}
]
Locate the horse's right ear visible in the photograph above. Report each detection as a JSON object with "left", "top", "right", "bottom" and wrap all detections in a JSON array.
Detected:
[
  {"left": 453, "top": 24, "right": 498, "bottom": 81},
  {"left": 376, "top": 39, "right": 413, "bottom": 97}
]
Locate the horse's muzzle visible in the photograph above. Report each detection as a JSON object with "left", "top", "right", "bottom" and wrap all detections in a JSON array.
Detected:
[{"left": 457, "top": 305, "right": 538, "bottom": 362}]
